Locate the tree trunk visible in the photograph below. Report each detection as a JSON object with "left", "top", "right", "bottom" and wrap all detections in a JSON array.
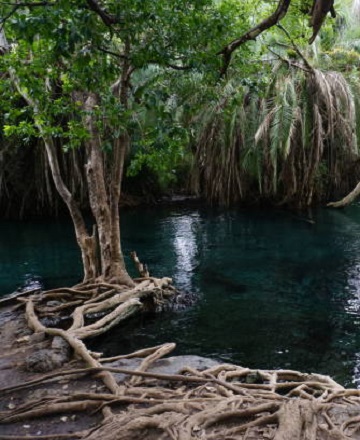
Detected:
[
  {"left": 83, "top": 93, "right": 134, "bottom": 286},
  {"left": 9, "top": 66, "right": 99, "bottom": 283},
  {"left": 42, "top": 136, "right": 99, "bottom": 282},
  {"left": 107, "top": 43, "right": 134, "bottom": 285},
  {"left": 3, "top": 25, "right": 134, "bottom": 287},
  {"left": 109, "top": 133, "right": 130, "bottom": 282}
]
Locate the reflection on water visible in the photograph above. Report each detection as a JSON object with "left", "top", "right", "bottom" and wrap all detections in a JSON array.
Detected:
[
  {"left": 344, "top": 262, "right": 360, "bottom": 315},
  {"left": 170, "top": 213, "right": 200, "bottom": 291},
  {"left": 344, "top": 254, "right": 360, "bottom": 388},
  {"left": 2, "top": 206, "right": 360, "bottom": 388},
  {"left": 353, "top": 353, "right": 360, "bottom": 388}
]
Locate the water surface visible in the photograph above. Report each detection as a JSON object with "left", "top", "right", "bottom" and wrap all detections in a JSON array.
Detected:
[{"left": 1, "top": 205, "right": 360, "bottom": 387}]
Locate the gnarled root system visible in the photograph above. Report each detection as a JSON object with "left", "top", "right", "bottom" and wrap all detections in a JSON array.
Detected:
[{"left": 1, "top": 272, "right": 360, "bottom": 440}]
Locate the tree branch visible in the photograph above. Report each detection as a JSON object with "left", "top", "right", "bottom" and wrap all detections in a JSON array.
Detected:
[
  {"left": 84, "top": 0, "right": 120, "bottom": 27},
  {"left": 0, "top": 5, "right": 19, "bottom": 25},
  {"left": 97, "top": 46, "right": 127, "bottom": 59},
  {"left": 267, "top": 46, "right": 311, "bottom": 73},
  {"left": 0, "top": 1, "right": 56, "bottom": 25},
  {"left": 218, "top": 0, "right": 336, "bottom": 76},
  {"left": 276, "top": 24, "right": 313, "bottom": 72},
  {"left": 218, "top": 0, "right": 292, "bottom": 76},
  {"left": 309, "top": 0, "right": 336, "bottom": 44},
  {"left": 0, "top": 1, "right": 52, "bottom": 5}
]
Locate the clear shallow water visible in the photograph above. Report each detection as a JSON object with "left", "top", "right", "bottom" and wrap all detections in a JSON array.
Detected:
[{"left": 1, "top": 205, "right": 360, "bottom": 387}]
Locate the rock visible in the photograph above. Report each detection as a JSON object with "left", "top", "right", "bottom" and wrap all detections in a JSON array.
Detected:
[
  {"left": 26, "top": 349, "right": 65, "bottom": 372},
  {"left": 0, "top": 310, "right": 16, "bottom": 324},
  {"left": 149, "top": 355, "right": 221, "bottom": 375},
  {"left": 30, "top": 332, "right": 46, "bottom": 343},
  {"left": 245, "top": 371, "right": 263, "bottom": 384},
  {"left": 51, "top": 336, "right": 70, "bottom": 355},
  {"left": 105, "top": 355, "right": 222, "bottom": 383},
  {"left": 26, "top": 335, "right": 71, "bottom": 372},
  {"left": 46, "top": 301, "right": 62, "bottom": 307}
]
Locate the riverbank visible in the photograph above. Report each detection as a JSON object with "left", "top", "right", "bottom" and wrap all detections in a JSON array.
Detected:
[
  {"left": 0, "top": 302, "right": 219, "bottom": 439},
  {"left": 2, "top": 298, "right": 360, "bottom": 440},
  {"left": 0, "top": 303, "right": 99, "bottom": 438}
]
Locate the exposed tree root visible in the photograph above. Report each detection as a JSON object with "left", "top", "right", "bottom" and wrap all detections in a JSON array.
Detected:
[
  {"left": 1, "top": 269, "right": 360, "bottom": 440},
  {"left": 327, "top": 181, "right": 360, "bottom": 208},
  {"left": 0, "top": 435, "right": 85, "bottom": 440},
  {"left": 130, "top": 250, "right": 150, "bottom": 277}
]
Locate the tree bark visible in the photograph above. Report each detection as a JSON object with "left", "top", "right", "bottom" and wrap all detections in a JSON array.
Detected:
[
  {"left": 0, "top": 26, "right": 9, "bottom": 54},
  {"left": 83, "top": 93, "right": 133, "bottom": 286},
  {"left": 218, "top": 0, "right": 292, "bottom": 75},
  {"left": 309, "top": 0, "right": 335, "bottom": 44},
  {"left": 107, "top": 40, "right": 134, "bottom": 285},
  {"left": 108, "top": 133, "right": 130, "bottom": 282},
  {"left": 274, "top": 400, "right": 317, "bottom": 440},
  {"left": 218, "top": 0, "right": 336, "bottom": 75},
  {"left": 42, "top": 136, "right": 99, "bottom": 282}
]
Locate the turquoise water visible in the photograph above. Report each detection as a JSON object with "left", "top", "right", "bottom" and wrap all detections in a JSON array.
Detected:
[{"left": 1, "top": 205, "right": 360, "bottom": 387}]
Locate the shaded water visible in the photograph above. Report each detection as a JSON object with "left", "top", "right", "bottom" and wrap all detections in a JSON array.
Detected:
[{"left": 1, "top": 205, "right": 360, "bottom": 387}]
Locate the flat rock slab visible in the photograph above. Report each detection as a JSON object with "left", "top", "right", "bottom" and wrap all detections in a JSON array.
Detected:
[{"left": 106, "top": 355, "right": 222, "bottom": 382}]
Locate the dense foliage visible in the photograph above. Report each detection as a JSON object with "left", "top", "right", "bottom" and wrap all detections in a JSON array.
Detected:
[{"left": 0, "top": 0, "right": 359, "bottom": 216}]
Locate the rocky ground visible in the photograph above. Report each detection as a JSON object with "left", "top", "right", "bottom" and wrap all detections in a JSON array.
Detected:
[{"left": 0, "top": 303, "right": 219, "bottom": 439}]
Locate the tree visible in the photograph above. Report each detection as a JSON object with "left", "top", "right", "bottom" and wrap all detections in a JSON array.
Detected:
[
  {"left": 0, "top": 0, "right": 339, "bottom": 285},
  {"left": 0, "top": 0, "right": 235, "bottom": 285}
]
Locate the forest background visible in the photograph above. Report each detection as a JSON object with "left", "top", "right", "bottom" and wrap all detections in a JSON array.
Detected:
[{"left": 1, "top": 0, "right": 360, "bottom": 221}]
